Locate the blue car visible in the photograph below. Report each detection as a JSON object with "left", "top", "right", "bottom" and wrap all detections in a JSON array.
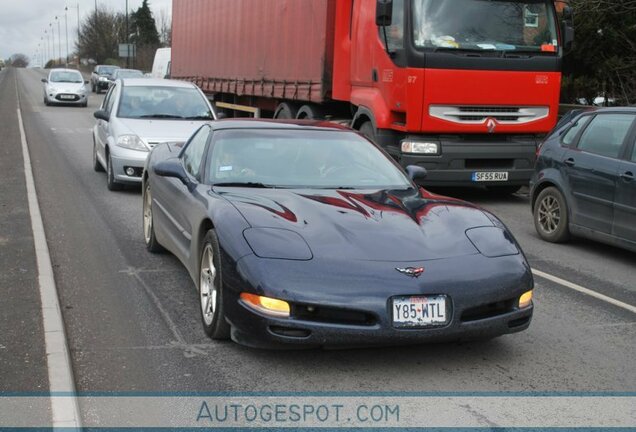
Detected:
[
  {"left": 142, "top": 120, "right": 534, "bottom": 348},
  {"left": 530, "top": 108, "right": 636, "bottom": 252}
]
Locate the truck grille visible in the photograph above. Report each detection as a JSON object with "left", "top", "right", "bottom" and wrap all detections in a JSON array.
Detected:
[{"left": 429, "top": 105, "right": 549, "bottom": 125}]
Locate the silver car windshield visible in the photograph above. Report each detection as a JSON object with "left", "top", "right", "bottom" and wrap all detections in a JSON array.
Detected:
[
  {"left": 118, "top": 86, "right": 213, "bottom": 120},
  {"left": 208, "top": 130, "right": 412, "bottom": 190},
  {"left": 412, "top": 0, "right": 559, "bottom": 52},
  {"left": 49, "top": 71, "right": 83, "bottom": 83}
]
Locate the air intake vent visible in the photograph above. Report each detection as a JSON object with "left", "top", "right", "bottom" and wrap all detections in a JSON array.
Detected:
[{"left": 430, "top": 105, "right": 549, "bottom": 125}]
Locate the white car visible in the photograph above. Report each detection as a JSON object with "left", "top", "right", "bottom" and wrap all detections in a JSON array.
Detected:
[
  {"left": 92, "top": 78, "right": 218, "bottom": 190},
  {"left": 41, "top": 69, "right": 89, "bottom": 107}
]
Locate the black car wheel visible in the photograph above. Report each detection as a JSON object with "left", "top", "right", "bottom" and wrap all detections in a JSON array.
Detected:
[
  {"left": 199, "top": 230, "right": 231, "bottom": 340},
  {"left": 92, "top": 140, "right": 104, "bottom": 172},
  {"left": 534, "top": 186, "right": 570, "bottom": 243},
  {"left": 91, "top": 82, "right": 95, "bottom": 93},
  {"left": 142, "top": 182, "right": 164, "bottom": 253},
  {"left": 106, "top": 152, "right": 123, "bottom": 191}
]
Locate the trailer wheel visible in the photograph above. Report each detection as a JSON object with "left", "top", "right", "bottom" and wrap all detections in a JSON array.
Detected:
[
  {"left": 359, "top": 121, "right": 376, "bottom": 143},
  {"left": 274, "top": 102, "right": 299, "bottom": 119},
  {"left": 296, "top": 104, "right": 325, "bottom": 120}
]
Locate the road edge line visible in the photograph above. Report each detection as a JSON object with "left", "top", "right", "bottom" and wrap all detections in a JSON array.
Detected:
[
  {"left": 15, "top": 73, "right": 82, "bottom": 429},
  {"left": 533, "top": 269, "right": 636, "bottom": 314}
]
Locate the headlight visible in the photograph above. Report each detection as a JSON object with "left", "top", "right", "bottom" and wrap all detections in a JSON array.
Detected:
[
  {"left": 49, "top": 87, "right": 58, "bottom": 93},
  {"left": 465, "top": 226, "right": 519, "bottom": 258},
  {"left": 240, "top": 293, "right": 290, "bottom": 318},
  {"left": 116, "top": 135, "right": 148, "bottom": 152},
  {"left": 243, "top": 228, "right": 312, "bottom": 260},
  {"left": 78, "top": 87, "right": 86, "bottom": 93},
  {"left": 99, "top": 76, "right": 107, "bottom": 81},
  {"left": 401, "top": 141, "right": 440, "bottom": 155}
]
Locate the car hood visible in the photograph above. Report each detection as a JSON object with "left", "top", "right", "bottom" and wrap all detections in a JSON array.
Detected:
[
  {"left": 117, "top": 118, "right": 208, "bottom": 143},
  {"left": 218, "top": 188, "right": 496, "bottom": 262}
]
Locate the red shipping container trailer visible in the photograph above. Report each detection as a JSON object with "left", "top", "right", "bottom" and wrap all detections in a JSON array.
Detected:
[{"left": 172, "top": 0, "right": 574, "bottom": 190}]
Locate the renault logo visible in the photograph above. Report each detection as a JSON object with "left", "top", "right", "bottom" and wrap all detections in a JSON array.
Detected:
[{"left": 486, "top": 118, "right": 497, "bottom": 133}]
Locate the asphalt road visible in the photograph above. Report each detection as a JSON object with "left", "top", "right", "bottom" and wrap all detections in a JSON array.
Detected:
[{"left": 6, "top": 67, "right": 636, "bottom": 395}]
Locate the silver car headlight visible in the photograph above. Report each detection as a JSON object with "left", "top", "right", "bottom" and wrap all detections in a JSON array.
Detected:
[
  {"left": 78, "top": 87, "right": 86, "bottom": 93},
  {"left": 99, "top": 76, "right": 108, "bottom": 82},
  {"left": 116, "top": 135, "right": 148, "bottom": 152},
  {"left": 49, "top": 87, "right": 58, "bottom": 93}
]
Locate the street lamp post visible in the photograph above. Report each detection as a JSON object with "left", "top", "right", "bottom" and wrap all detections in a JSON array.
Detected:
[
  {"left": 125, "top": 0, "right": 129, "bottom": 68},
  {"left": 56, "top": 16, "right": 62, "bottom": 67},
  {"left": 67, "top": 3, "right": 80, "bottom": 67},
  {"left": 64, "top": 9, "right": 69, "bottom": 66},
  {"left": 49, "top": 23, "right": 54, "bottom": 65},
  {"left": 44, "top": 30, "right": 49, "bottom": 66}
]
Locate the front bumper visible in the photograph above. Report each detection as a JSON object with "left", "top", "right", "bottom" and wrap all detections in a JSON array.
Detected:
[
  {"left": 223, "top": 253, "right": 534, "bottom": 349},
  {"left": 110, "top": 151, "right": 148, "bottom": 184},
  {"left": 380, "top": 132, "right": 538, "bottom": 187},
  {"left": 47, "top": 92, "right": 87, "bottom": 105}
]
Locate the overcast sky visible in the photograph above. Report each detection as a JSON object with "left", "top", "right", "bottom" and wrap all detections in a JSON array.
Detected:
[{"left": 0, "top": 0, "right": 172, "bottom": 63}]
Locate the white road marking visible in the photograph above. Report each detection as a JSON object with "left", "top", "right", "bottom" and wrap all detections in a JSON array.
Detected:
[
  {"left": 15, "top": 74, "right": 81, "bottom": 429},
  {"left": 533, "top": 269, "right": 636, "bottom": 314}
]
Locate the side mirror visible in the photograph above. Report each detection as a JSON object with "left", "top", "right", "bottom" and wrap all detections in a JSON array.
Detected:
[
  {"left": 154, "top": 159, "right": 195, "bottom": 191},
  {"left": 216, "top": 111, "right": 228, "bottom": 120},
  {"left": 376, "top": 0, "right": 393, "bottom": 27},
  {"left": 93, "top": 110, "right": 110, "bottom": 122},
  {"left": 562, "top": 5, "right": 573, "bottom": 21},
  {"left": 561, "top": 21, "right": 574, "bottom": 51},
  {"left": 84, "top": 80, "right": 89, "bottom": 84},
  {"left": 406, "top": 165, "right": 427, "bottom": 181},
  {"left": 41, "top": 78, "right": 48, "bottom": 83}
]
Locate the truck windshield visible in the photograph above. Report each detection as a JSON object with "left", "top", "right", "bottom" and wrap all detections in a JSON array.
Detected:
[{"left": 412, "top": 0, "right": 558, "bottom": 53}]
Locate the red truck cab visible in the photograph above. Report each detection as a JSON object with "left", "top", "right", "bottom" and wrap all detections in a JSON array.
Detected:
[{"left": 334, "top": 0, "right": 571, "bottom": 190}]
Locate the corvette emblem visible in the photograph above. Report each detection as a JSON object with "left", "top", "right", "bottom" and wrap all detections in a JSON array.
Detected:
[{"left": 395, "top": 267, "right": 425, "bottom": 278}]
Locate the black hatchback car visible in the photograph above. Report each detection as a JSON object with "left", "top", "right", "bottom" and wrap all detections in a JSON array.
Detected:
[{"left": 530, "top": 108, "right": 636, "bottom": 252}]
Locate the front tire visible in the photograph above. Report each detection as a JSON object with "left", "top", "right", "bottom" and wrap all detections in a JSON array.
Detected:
[
  {"left": 358, "top": 121, "right": 376, "bottom": 143},
  {"left": 199, "top": 230, "right": 231, "bottom": 340},
  {"left": 143, "top": 181, "right": 165, "bottom": 253},
  {"left": 92, "top": 140, "right": 104, "bottom": 172},
  {"left": 534, "top": 186, "right": 570, "bottom": 243},
  {"left": 106, "top": 152, "right": 123, "bottom": 191}
]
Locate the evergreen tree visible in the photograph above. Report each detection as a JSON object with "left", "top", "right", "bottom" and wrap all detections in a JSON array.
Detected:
[{"left": 130, "top": 0, "right": 160, "bottom": 47}]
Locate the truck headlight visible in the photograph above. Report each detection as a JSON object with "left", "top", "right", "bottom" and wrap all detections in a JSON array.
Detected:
[
  {"left": 117, "top": 135, "right": 148, "bottom": 152},
  {"left": 401, "top": 141, "right": 440, "bottom": 155}
]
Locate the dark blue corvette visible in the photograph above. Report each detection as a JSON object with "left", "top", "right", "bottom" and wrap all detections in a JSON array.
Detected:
[{"left": 142, "top": 120, "right": 533, "bottom": 348}]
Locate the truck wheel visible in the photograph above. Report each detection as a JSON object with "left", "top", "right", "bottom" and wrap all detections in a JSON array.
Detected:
[
  {"left": 274, "top": 102, "right": 299, "bottom": 119},
  {"left": 359, "top": 121, "right": 376, "bottom": 143},
  {"left": 296, "top": 104, "right": 325, "bottom": 120}
]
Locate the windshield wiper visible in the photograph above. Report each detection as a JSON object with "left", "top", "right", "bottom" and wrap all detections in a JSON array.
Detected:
[
  {"left": 431, "top": 47, "right": 486, "bottom": 54},
  {"left": 139, "top": 114, "right": 184, "bottom": 119},
  {"left": 212, "top": 182, "right": 272, "bottom": 188},
  {"left": 184, "top": 115, "right": 214, "bottom": 120}
]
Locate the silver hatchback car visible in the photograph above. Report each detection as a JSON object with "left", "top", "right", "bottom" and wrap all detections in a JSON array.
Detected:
[
  {"left": 92, "top": 79, "right": 218, "bottom": 190},
  {"left": 42, "top": 69, "right": 89, "bottom": 107}
]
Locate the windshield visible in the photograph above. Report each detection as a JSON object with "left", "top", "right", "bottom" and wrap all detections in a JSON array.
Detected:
[
  {"left": 49, "top": 71, "right": 83, "bottom": 83},
  {"left": 98, "top": 66, "right": 118, "bottom": 75},
  {"left": 208, "top": 130, "right": 412, "bottom": 190},
  {"left": 118, "top": 86, "right": 213, "bottom": 120},
  {"left": 412, "top": 0, "right": 558, "bottom": 52}
]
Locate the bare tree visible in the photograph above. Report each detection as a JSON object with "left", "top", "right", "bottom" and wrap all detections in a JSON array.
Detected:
[
  {"left": 76, "top": 7, "right": 126, "bottom": 65},
  {"left": 157, "top": 8, "right": 172, "bottom": 47},
  {"left": 9, "top": 53, "right": 30, "bottom": 68}
]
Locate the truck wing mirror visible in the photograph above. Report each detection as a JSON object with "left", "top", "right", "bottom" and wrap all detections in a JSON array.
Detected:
[
  {"left": 376, "top": 0, "right": 393, "bottom": 27},
  {"left": 562, "top": 5, "right": 573, "bottom": 21}
]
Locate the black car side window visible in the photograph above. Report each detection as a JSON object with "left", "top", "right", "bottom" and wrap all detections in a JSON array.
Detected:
[
  {"left": 561, "top": 115, "right": 591, "bottom": 147},
  {"left": 182, "top": 126, "right": 210, "bottom": 180},
  {"left": 104, "top": 86, "right": 117, "bottom": 112},
  {"left": 577, "top": 114, "right": 635, "bottom": 159}
]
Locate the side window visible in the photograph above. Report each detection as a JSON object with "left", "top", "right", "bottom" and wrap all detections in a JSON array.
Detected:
[
  {"left": 577, "top": 114, "right": 635, "bottom": 159},
  {"left": 182, "top": 126, "right": 210, "bottom": 179},
  {"left": 380, "top": 0, "right": 404, "bottom": 51},
  {"left": 561, "top": 115, "right": 590, "bottom": 146},
  {"left": 104, "top": 85, "right": 117, "bottom": 113}
]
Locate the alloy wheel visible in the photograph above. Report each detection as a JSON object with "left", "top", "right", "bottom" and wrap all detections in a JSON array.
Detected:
[{"left": 199, "top": 244, "right": 217, "bottom": 326}]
